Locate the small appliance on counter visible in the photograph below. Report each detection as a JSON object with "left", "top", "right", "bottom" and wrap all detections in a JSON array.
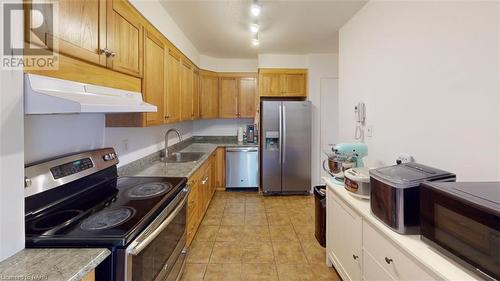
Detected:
[
  {"left": 344, "top": 167, "right": 371, "bottom": 199},
  {"left": 369, "top": 163, "right": 455, "bottom": 234},
  {"left": 322, "top": 143, "right": 368, "bottom": 180},
  {"left": 246, "top": 124, "right": 256, "bottom": 143},
  {"left": 237, "top": 127, "right": 244, "bottom": 143},
  {"left": 420, "top": 181, "right": 500, "bottom": 281}
]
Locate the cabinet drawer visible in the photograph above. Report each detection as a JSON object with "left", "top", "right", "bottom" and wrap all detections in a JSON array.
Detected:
[
  {"left": 363, "top": 249, "right": 395, "bottom": 281},
  {"left": 362, "top": 221, "right": 435, "bottom": 281}
]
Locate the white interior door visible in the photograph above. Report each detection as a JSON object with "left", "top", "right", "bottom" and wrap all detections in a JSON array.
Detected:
[{"left": 319, "top": 78, "right": 339, "bottom": 183}]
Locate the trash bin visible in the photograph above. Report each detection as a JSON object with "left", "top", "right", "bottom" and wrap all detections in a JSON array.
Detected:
[{"left": 314, "top": 185, "right": 327, "bottom": 247}]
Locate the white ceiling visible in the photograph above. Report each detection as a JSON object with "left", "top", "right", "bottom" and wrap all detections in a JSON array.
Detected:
[{"left": 160, "top": 0, "right": 367, "bottom": 58}]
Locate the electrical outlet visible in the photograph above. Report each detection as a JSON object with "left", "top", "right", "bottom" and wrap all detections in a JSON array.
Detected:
[
  {"left": 366, "top": 126, "right": 373, "bottom": 137},
  {"left": 397, "top": 153, "right": 414, "bottom": 164}
]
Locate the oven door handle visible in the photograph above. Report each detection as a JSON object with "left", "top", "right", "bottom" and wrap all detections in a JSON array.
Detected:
[{"left": 127, "top": 188, "right": 188, "bottom": 256}]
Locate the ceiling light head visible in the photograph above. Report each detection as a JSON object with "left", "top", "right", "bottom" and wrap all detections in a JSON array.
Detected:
[
  {"left": 251, "top": 38, "right": 260, "bottom": 47},
  {"left": 250, "top": 3, "right": 261, "bottom": 17},
  {"left": 250, "top": 23, "right": 259, "bottom": 33}
]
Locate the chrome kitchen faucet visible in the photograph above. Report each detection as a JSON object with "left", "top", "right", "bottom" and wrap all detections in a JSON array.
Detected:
[{"left": 164, "top": 128, "right": 182, "bottom": 158}]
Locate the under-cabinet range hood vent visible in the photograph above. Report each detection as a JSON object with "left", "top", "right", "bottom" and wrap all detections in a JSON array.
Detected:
[{"left": 24, "top": 74, "right": 157, "bottom": 114}]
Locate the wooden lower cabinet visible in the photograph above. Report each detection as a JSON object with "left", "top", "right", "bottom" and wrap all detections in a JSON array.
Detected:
[
  {"left": 186, "top": 150, "right": 218, "bottom": 246},
  {"left": 215, "top": 148, "right": 225, "bottom": 190},
  {"left": 81, "top": 270, "right": 95, "bottom": 281}
]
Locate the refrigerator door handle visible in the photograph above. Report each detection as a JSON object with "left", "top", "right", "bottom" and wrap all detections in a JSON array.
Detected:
[
  {"left": 282, "top": 104, "right": 286, "bottom": 164},
  {"left": 278, "top": 103, "right": 283, "bottom": 164}
]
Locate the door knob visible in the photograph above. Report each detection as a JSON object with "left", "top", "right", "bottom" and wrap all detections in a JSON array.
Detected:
[
  {"left": 385, "top": 257, "right": 393, "bottom": 264},
  {"left": 352, "top": 254, "right": 359, "bottom": 260}
]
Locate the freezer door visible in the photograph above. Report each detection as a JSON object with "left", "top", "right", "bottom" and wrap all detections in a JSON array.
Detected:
[
  {"left": 281, "top": 101, "right": 312, "bottom": 193},
  {"left": 261, "top": 101, "right": 282, "bottom": 193}
]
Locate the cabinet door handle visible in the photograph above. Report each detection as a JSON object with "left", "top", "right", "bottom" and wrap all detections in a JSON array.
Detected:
[
  {"left": 100, "top": 48, "right": 116, "bottom": 58},
  {"left": 201, "top": 177, "right": 209, "bottom": 185},
  {"left": 352, "top": 254, "right": 359, "bottom": 260},
  {"left": 385, "top": 257, "right": 393, "bottom": 264},
  {"left": 100, "top": 48, "right": 110, "bottom": 55}
]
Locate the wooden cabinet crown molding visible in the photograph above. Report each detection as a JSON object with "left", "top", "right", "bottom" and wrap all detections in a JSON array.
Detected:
[
  {"left": 218, "top": 72, "right": 258, "bottom": 78},
  {"left": 258, "top": 68, "right": 308, "bottom": 74}
]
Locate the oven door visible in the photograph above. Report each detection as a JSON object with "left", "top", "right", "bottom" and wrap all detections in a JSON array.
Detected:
[
  {"left": 117, "top": 187, "right": 188, "bottom": 281},
  {"left": 420, "top": 186, "right": 500, "bottom": 280}
]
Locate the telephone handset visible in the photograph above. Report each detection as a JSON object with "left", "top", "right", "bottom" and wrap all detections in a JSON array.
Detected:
[
  {"left": 354, "top": 102, "right": 366, "bottom": 141},
  {"left": 355, "top": 102, "right": 366, "bottom": 125}
]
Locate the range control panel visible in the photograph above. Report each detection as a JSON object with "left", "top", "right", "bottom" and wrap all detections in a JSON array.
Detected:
[{"left": 50, "top": 158, "right": 93, "bottom": 179}]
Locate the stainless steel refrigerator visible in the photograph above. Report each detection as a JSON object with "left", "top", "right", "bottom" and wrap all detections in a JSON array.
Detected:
[{"left": 260, "top": 100, "right": 312, "bottom": 194}]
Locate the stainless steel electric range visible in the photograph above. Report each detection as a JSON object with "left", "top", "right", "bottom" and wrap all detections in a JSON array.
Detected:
[{"left": 24, "top": 148, "right": 188, "bottom": 281}]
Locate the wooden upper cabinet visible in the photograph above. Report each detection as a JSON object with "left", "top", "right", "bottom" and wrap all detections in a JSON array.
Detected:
[
  {"left": 218, "top": 74, "right": 257, "bottom": 119},
  {"left": 239, "top": 77, "right": 257, "bottom": 118},
  {"left": 259, "top": 73, "right": 281, "bottom": 97},
  {"left": 180, "top": 59, "right": 194, "bottom": 121},
  {"left": 143, "top": 28, "right": 165, "bottom": 126},
  {"left": 200, "top": 72, "right": 219, "bottom": 119},
  {"left": 259, "top": 69, "right": 308, "bottom": 97},
  {"left": 219, "top": 77, "right": 239, "bottom": 118},
  {"left": 193, "top": 69, "right": 201, "bottom": 119},
  {"left": 26, "top": 0, "right": 107, "bottom": 66},
  {"left": 283, "top": 73, "right": 307, "bottom": 96},
  {"left": 166, "top": 47, "right": 181, "bottom": 123},
  {"left": 106, "top": 0, "right": 143, "bottom": 77}
]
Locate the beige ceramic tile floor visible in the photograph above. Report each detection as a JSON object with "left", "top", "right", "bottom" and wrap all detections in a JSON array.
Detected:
[{"left": 181, "top": 191, "right": 342, "bottom": 281}]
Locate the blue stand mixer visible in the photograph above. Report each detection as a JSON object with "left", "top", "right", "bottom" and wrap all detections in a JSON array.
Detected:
[{"left": 323, "top": 143, "right": 368, "bottom": 182}]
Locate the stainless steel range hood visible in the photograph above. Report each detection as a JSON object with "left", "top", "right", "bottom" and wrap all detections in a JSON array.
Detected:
[{"left": 24, "top": 74, "right": 157, "bottom": 114}]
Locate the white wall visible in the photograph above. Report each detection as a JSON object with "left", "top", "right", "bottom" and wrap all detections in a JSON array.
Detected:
[
  {"left": 307, "top": 54, "right": 339, "bottom": 187},
  {"left": 25, "top": 115, "right": 193, "bottom": 167},
  {"left": 193, "top": 119, "right": 254, "bottom": 136},
  {"left": 200, "top": 55, "right": 258, "bottom": 72},
  {"left": 258, "top": 54, "right": 308, "bottom": 69},
  {"left": 130, "top": 0, "right": 200, "bottom": 65},
  {"left": 339, "top": 1, "right": 500, "bottom": 181},
  {"left": 0, "top": 0, "right": 25, "bottom": 260},
  {"left": 25, "top": 115, "right": 105, "bottom": 164}
]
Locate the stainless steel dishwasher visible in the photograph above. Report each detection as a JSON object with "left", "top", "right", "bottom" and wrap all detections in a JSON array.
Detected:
[{"left": 225, "top": 147, "right": 259, "bottom": 188}]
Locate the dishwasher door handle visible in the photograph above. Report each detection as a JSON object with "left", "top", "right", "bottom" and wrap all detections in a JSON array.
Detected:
[{"left": 226, "top": 147, "right": 258, "bottom": 153}]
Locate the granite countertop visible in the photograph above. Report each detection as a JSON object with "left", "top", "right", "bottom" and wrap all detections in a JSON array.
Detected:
[
  {"left": 0, "top": 248, "right": 110, "bottom": 281},
  {"left": 119, "top": 136, "right": 259, "bottom": 178}
]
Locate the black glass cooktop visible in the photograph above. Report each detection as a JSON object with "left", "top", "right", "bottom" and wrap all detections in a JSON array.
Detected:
[{"left": 25, "top": 175, "right": 186, "bottom": 247}]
